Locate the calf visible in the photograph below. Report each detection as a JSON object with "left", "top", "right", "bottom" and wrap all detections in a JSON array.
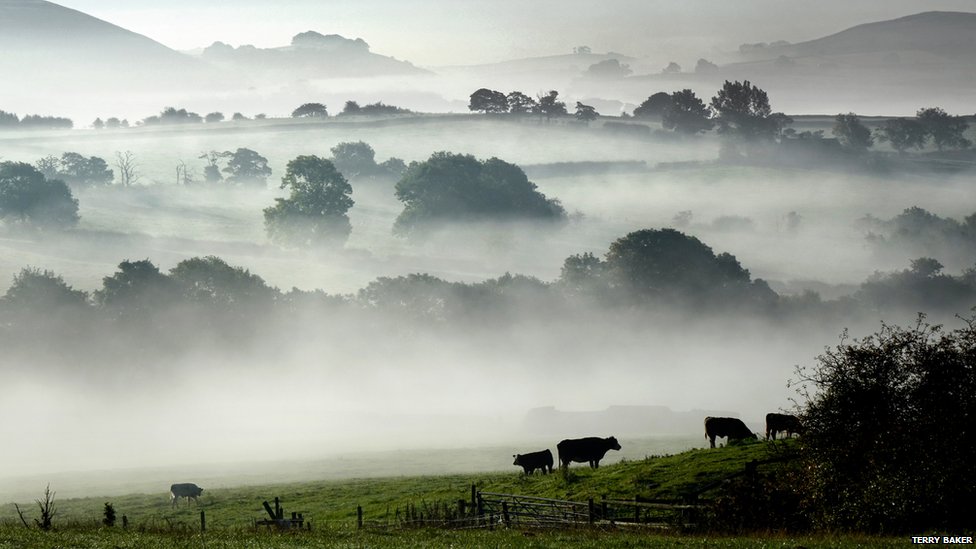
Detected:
[{"left": 513, "top": 449, "right": 553, "bottom": 475}]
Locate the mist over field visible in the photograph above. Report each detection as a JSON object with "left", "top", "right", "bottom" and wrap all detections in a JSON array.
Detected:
[{"left": 2, "top": 0, "right": 976, "bottom": 505}]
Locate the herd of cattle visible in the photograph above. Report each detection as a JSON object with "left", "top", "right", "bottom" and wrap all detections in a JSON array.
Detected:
[
  {"left": 512, "top": 413, "right": 802, "bottom": 474},
  {"left": 167, "top": 414, "right": 802, "bottom": 505}
]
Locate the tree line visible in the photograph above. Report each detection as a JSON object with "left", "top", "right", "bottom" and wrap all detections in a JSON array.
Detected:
[{"left": 0, "top": 110, "right": 73, "bottom": 130}]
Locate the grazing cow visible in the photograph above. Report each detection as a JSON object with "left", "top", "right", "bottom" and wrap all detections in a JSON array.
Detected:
[
  {"left": 513, "top": 449, "right": 554, "bottom": 475},
  {"left": 170, "top": 483, "right": 204, "bottom": 507},
  {"left": 556, "top": 436, "right": 622, "bottom": 469},
  {"left": 765, "top": 413, "right": 803, "bottom": 440},
  {"left": 704, "top": 416, "right": 757, "bottom": 448}
]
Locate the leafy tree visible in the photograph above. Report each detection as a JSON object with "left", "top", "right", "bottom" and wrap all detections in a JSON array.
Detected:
[
  {"left": 793, "top": 316, "right": 976, "bottom": 532},
  {"left": 105, "top": 117, "right": 121, "bottom": 129},
  {"left": 874, "top": 118, "right": 927, "bottom": 153},
  {"left": 633, "top": 92, "right": 672, "bottom": 119},
  {"left": 330, "top": 141, "right": 377, "bottom": 178},
  {"left": 0, "top": 110, "right": 18, "bottom": 126},
  {"left": 662, "top": 62, "right": 681, "bottom": 73},
  {"left": 169, "top": 256, "right": 276, "bottom": 310},
  {"left": 358, "top": 102, "right": 411, "bottom": 116},
  {"left": 506, "top": 91, "right": 537, "bottom": 114},
  {"left": 19, "top": 115, "right": 73, "bottom": 129},
  {"left": 92, "top": 118, "right": 104, "bottom": 130},
  {"left": 95, "top": 259, "right": 177, "bottom": 320},
  {"left": 204, "top": 112, "right": 225, "bottom": 123},
  {"left": 291, "top": 103, "right": 329, "bottom": 118},
  {"left": 661, "top": 89, "right": 714, "bottom": 135},
  {"left": 584, "top": 59, "right": 631, "bottom": 78},
  {"left": 0, "top": 162, "right": 79, "bottom": 228},
  {"left": 393, "top": 152, "right": 566, "bottom": 235},
  {"left": 263, "top": 155, "right": 354, "bottom": 247},
  {"left": 575, "top": 102, "right": 599, "bottom": 123},
  {"left": 536, "top": 90, "right": 567, "bottom": 120},
  {"left": 855, "top": 258, "right": 974, "bottom": 313},
  {"left": 342, "top": 101, "right": 361, "bottom": 115},
  {"left": 103, "top": 503, "right": 116, "bottom": 527},
  {"left": 1, "top": 267, "right": 88, "bottom": 313},
  {"left": 379, "top": 157, "right": 407, "bottom": 178},
  {"left": 53, "top": 153, "right": 114, "bottom": 188},
  {"left": 142, "top": 107, "right": 202, "bottom": 126},
  {"left": 832, "top": 113, "right": 874, "bottom": 152},
  {"left": 916, "top": 107, "right": 971, "bottom": 150},
  {"left": 222, "top": 148, "right": 272, "bottom": 187},
  {"left": 468, "top": 88, "right": 509, "bottom": 114},
  {"left": 695, "top": 58, "right": 718, "bottom": 72},
  {"left": 198, "top": 151, "right": 226, "bottom": 184},
  {"left": 710, "top": 80, "right": 790, "bottom": 141}
]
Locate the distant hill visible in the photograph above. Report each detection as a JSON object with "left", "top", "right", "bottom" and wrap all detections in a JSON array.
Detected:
[
  {"left": 199, "top": 31, "right": 428, "bottom": 79},
  {"left": 0, "top": 0, "right": 213, "bottom": 90}
]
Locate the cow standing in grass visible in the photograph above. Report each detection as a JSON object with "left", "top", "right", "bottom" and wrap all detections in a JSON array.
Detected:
[
  {"left": 170, "top": 483, "right": 204, "bottom": 507},
  {"left": 513, "top": 449, "right": 554, "bottom": 475},
  {"left": 704, "top": 416, "right": 757, "bottom": 448},
  {"left": 765, "top": 413, "right": 803, "bottom": 440},
  {"left": 556, "top": 436, "right": 621, "bottom": 469}
]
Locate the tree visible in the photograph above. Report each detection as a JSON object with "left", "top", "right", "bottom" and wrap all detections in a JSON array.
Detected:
[
  {"left": 291, "top": 103, "right": 329, "bottom": 118},
  {"left": 695, "top": 58, "right": 718, "bottom": 73},
  {"left": 204, "top": 112, "right": 225, "bottom": 123},
  {"left": 916, "top": 107, "right": 971, "bottom": 150},
  {"left": 231, "top": 112, "right": 248, "bottom": 121},
  {"left": 222, "top": 148, "right": 272, "bottom": 187},
  {"left": 55, "top": 153, "right": 113, "bottom": 188},
  {"left": 393, "top": 152, "right": 565, "bottom": 235},
  {"left": 468, "top": 88, "right": 509, "bottom": 114},
  {"left": 0, "top": 162, "right": 79, "bottom": 228},
  {"left": 875, "top": 118, "right": 927, "bottom": 153},
  {"left": 1, "top": 267, "right": 88, "bottom": 313},
  {"left": 105, "top": 117, "right": 121, "bottom": 129},
  {"left": 662, "top": 62, "right": 681, "bottom": 73},
  {"left": 198, "top": 151, "right": 226, "bottom": 184},
  {"left": 169, "top": 256, "right": 276, "bottom": 311},
  {"left": 661, "top": 89, "right": 714, "bottom": 135},
  {"left": 506, "top": 91, "right": 537, "bottom": 115},
  {"left": 0, "top": 110, "right": 18, "bottom": 127},
  {"left": 832, "top": 113, "right": 874, "bottom": 152},
  {"left": 342, "top": 100, "right": 361, "bottom": 115},
  {"left": 536, "top": 90, "right": 567, "bottom": 121},
  {"left": 710, "top": 80, "right": 790, "bottom": 141},
  {"left": 95, "top": 259, "right": 177, "bottom": 320},
  {"left": 330, "top": 141, "right": 377, "bottom": 178},
  {"left": 92, "top": 118, "right": 104, "bottom": 130},
  {"left": 143, "top": 107, "right": 202, "bottom": 125},
  {"left": 575, "top": 102, "right": 599, "bottom": 123},
  {"left": 633, "top": 92, "right": 672, "bottom": 119},
  {"left": 793, "top": 316, "right": 976, "bottom": 532},
  {"left": 114, "top": 151, "right": 140, "bottom": 186},
  {"left": 103, "top": 503, "right": 116, "bottom": 527},
  {"left": 263, "top": 155, "right": 354, "bottom": 247},
  {"left": 175, "top": 160, "right": 193, "bottom": 185},
  {"left": 585, "top": 59, "right": 632, "bottom": 78}
]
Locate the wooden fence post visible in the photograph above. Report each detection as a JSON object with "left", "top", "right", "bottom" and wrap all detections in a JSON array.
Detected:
[
  {"left": 458, "top": 499, "right": 466, "bottom": 518},
  {"left": 501, "top": 501, "right": 510, "bottom": 527},
  {"left": 200, "top": 510, "right": 206, "bottom": 532},
  {"left": 357, "top": 505, "right": 363, "bottom": 530},
  {"left": 634, "top": 497, "right": 641, "bottom": 523},
  {"left": 587, "top": 498, "right": 595, "bottom": 524},
  {"left": 470, "top": 484, "right": 476, "bottom": 515},
  {"left": 601, "top": 496, "right": 608, "bottom": 521}
]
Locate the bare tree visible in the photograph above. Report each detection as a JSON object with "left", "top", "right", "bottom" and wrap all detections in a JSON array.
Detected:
[
  {"left": 175, "top": 160, "right": 193, "bottom": 186},
  {"left": 114, "top": 151, "right": 140, "bottom": 186},
  {"left": 35, "top": 484, "right": 56, "bottom": 530}
]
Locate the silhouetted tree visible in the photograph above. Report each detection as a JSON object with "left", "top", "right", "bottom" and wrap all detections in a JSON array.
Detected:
[
  {"left": 231, "top": 112, "right": 248, "bottom": 121},
  {"left": 793, "top": 316, "right": 976, "bottom": 532},
  {"left": 536, "top": 90, "right": 567, "bottom": 121},
  {"left": 264, "top": 155, "right": 354, "bottom": 247},
  {"left": 916, "top": 107, "right": 971, "bottom": 151},
  {"left": 662, "top": 62, "right": 681, "bottom": 73},
  {"left": 204, "top": 112, "right": 225, "bottom": 123},
  {"left": 661, "top": 89, "right": 714, "bottom": 135},
  {"left": 585, "top": 59, "right": 631, "bottom": 78},
  {"left": 143, "top": 107, "right": 202, "bottom": 125},
  {"left": 710, "top": 80, "right": 790, "bottom": 141},
  {"left": 92, "top": 117, "right": 104, "bottom": 130},
  {"left": 48, "top": 153, "right": 114, "bottom": 188},
  {"left": 0, "top": 162, "right": 79, "bottom": 228},
  {"left": 114, "top": 151, "right": 140, "bottom": 186},
  {"left": 291, "top": 103, "right": 329, "bottom": 118},
  {"left": 468, "top": 88, "right": 509, "bottom": 114},
  {"left": 330, "top": 141, "right": 377, "bottom": 178},
  {"left": 222, "top": 148, "right": 271, "bottom": 187},
  {"left": 95, "top": 259, "right": 177, "bottom": 320},
  {"left": 633, "top": 92, "right": 672, "bottom": 119},
  {"left": 506, "top": 91, "right": 537, "bottom": 114},
  {"left": 575, "top": 102, "right": 599, "bottom": 123},
  {"left": 198, "top": 150, "right": 226, "bottom": 184},
  {"left": 342, "top": 100, "right": 361, "bottom": 115},
  {"left": 103, "top": 503, "right": 116, "bottom": 527},
  {"left": 0, "top": 110, "right": 18, "bottom": 126},
  {"left": 105, "top": 117, "right": 121, "bottom": 129},
  {"left": 1, "top": 268, "right": 88, "bottom": 314},
  {"left": 695, "top": 58, "right": 719, "bottom": 72},
  {"left": 393, "top": 152, "right": 566, "bottom": 235},
  {"left": 832, "top": 113, "right": 874, "bottom": 152},
  {"left": 875, "top": 118, "right": 927, "bottom": 153},
  {"left": 379, "top": 158, "right": 407, "bottom": 178}
]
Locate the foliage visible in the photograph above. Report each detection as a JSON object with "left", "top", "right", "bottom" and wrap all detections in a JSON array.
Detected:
[
  {"left": 662, "top": 61, "right": 681, "bottom": 73},
  {"left": 17, "top": 114, "right": 74, "bottom": 129},
  {"left": 506, "top": 91, "right": 537, "bottom": 114},
  {"left": 142, "top": 107, "right": 202, "bottom": 126},
  {"left": 468, "top": 88, "right": 509, "bottom": 114},
  {"left": 536, "top": 90, "right": 567, "bottom": 120},
  {"left": 695, "top": 58, "right": 718, "bottom": 72},
  {"left": 874, "top": 118, "right": 926, "bottom": 152},
  {"left": 916, "top": 107, "right": 971, "bottom": 151},
  {"left": 661, "top": 90, "right": 714, "bottom": 135},
  {"left": 793, "top": 316, "right": 976, "bottom": 533},
  {"left": 330, "top": 141, "right": 377, "bottom": 178},
  {"left": 292, "top": 103, "right": 329, "bottom": 118},
  {"left": 832, "top": 113, "right": 873, "bottom": 152},
  {"left": 222, "top": 148, "right": 272, "bottom": 187},
  {"left": 102, "top": 502, "right": 116, "bottom": 527},
  {"left": 710, "top": 80, "right": 790, "bottom": 141},
  {"left": 585, "top": 59, "right": 631, "bottom": 78},
  {"left": 264, "top": 155, "right": 354, "bottom": 247},
  {"left": 633, "top": 92, "right": 672, "bottom": 119},
  {"left": 169, "top": 256, "right": 276, "bottom": 313},
  {"left": 856, "top": 258, "right": 976, "bottom": 313},
  {"left": 1, "top": 267, "right": 88, "bottom": 314},
  {"left": 198, "top": 151, "right": 225, "bottom": 183},
  {"left": 574, "top": 102, "right": 599, "bottom": 123},
  {"left": 36, "top": 152, "right": 113, "bottom": 189},
  {"left": 95, "top": 259, "right": 177, "bottom": 320},
  {"left": 204, "top": 112, "right": 225, "bottom": 123},
  {"left": 392, "top": 152, "right": 566, "bottom": 235},
  {"left": 0, "top": 161, "right": 79, "bottom": 227}
]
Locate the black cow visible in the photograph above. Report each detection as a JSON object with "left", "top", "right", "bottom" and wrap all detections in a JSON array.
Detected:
[
  {"left": 704, "top": 416, "right": 757, "bottom": 448},
  {"left": 765, "top": 413, "right": 803, "bottom": 440},
  {"left": 556, "top": 436, "right": 621, "bottom": 469},
  {"left": 170, "top": 483, "right": 204, "bottom": 507},
  {"left": 513, "top": 449, "right": 554, "bottom": 475}
]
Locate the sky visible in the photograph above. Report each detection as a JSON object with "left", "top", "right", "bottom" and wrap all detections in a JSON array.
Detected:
[{"left": 52, "top": 0, "right": 976, "bottom": 66}]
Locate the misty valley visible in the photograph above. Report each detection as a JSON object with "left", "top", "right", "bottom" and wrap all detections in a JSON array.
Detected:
[{"left": 1, "top": 0, "right": 975, "bottom": 544}]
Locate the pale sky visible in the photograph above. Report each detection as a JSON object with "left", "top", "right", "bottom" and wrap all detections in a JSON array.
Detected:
[{"left": 50, "top": 0, "right": 976, "bottom": 66}]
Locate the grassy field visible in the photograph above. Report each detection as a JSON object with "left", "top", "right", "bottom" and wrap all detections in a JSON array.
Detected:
[{"left": 0, "top": 440, "right": 915, "bottom": 547}]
